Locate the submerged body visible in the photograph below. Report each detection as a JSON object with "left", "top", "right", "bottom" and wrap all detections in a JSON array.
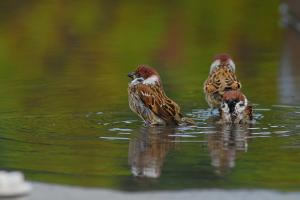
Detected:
[
  {"left": 128, "top": 65, "right": 193, "bottom": 126},
  {"left": 203, "top": 54, "right": 253, "bottom": 124}
]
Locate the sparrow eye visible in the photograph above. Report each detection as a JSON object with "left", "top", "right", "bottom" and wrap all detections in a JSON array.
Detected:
[
  {"left": 137, "top": 78, "right": 144, "bottom": 82},
  {"left": 221, "top": 103, "right": 226, "bottom": 108},
  {"left": 239, "top": 102, "right": 245, "bottom": 107}
]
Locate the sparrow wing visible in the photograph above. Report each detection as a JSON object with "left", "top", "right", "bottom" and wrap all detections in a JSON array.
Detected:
[
  {"left": 245, "top": 105, "right": 253, "bottom": 121},
  {"left": 135, "top": 84, "right": 182, "bottom": 124},
  {"left": 204, "top": 67, "right": 241, "bottom": 95}
]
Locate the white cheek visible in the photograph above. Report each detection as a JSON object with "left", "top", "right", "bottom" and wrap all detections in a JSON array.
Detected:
[
  {"left": 143, "top": 75, "right": 159, "bottom": 85},
  {"left": 235, "top": 104, "right": 245, "bottom": 113},
  {"left": 210, "top": 60, "right": 221, "bottom": 74},
  {"left": 131, "top": 78, "right": 144, "bottom": 85},
  {"left": 228, "top": 59, "right": 236, "bottom": 72},
  {"left": 221, "top": 103, "right": 231, "bottom": 122},
  {"left": 221, "top": 104, "right": 230, "bottom": 113},
  {"left": 235, "top": 99, "right": 248, "bottom": 113}
]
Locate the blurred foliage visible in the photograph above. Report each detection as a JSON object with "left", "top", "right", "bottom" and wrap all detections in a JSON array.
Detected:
[{"left": 0, "top": 0, "right": 281, "bottom": 113}]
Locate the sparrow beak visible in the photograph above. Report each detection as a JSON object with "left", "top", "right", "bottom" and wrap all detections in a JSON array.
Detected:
[{"left": 127, "top": 72, "right": 135, "bottom": 79}]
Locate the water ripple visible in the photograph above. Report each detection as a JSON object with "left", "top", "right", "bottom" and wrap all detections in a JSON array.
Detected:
[
  {"left": 251, "top": 132, "right": 271, "bottom": 135},
  {"left": 272, "top": 104, "right": 300, "bottom": 109},
  {"left": 170, "top": 140, "right": 207, "bottom": 143},
  {"left": 254, "top": 108, "right": 271, "bottom": 111},
  {"left": 108, "top": 128, "right": 133, "bottom": 132},
  {"left": 100, "top": 136, "right": 130, "bottom": 141},
  {"left": 273, "top": 130, "right": 291, "bottom": 134},
  {"left": 168, "top": 134, "right": 197, "bottom": 138},
  {"left": 247, "top": 135, "right": 271, "bottom": 138}
]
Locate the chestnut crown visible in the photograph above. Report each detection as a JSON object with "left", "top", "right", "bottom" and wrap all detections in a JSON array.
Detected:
[
  {"left": 222, "top": 90, "right": 245, "bottom": 102},
  {"left": 214, "top": 53, "right": 232, "bottom": 62},
  {"left": 134, "top": 65, "right": 159, "bottom": 79},
  {"left": 221, "top": 90, "right": 247, "bottom": 114},
  {"left": 210, "top": 53, "right": 236, "bottom": 74},
  {"left": 128, "top": 65, "right": 160, "bottom": 80},
  {"left": 128, "top": 64, "right": 161, "bottom": 85}
]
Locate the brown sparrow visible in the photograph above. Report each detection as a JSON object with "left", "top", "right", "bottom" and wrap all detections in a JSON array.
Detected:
[
  {"left": 219, "top": 90, "right": 253, "bottom": 123},
  {"left": 128, "top": 65, "right": 193, "bottom": 126},
  {"left": 203, "top": 54, "right": 241, "bottom": 109}
]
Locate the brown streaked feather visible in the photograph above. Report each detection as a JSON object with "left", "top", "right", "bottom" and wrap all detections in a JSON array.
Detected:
[
  {"left": 204, "top": 65, "right": 241, "bottom": 95},
  {"left": 135, "top": 84, "right": 182, "bottom": 125},
  {"left": 204, "top": 65, "right": 242, "bottom": 108},
  {"left": 245, "top": 106, "right": 253, "bottom": 121}
]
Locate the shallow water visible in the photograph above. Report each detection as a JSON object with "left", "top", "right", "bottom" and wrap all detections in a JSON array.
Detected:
[{"left": 0, "top": 0, "right": 300, "bottom": 192}]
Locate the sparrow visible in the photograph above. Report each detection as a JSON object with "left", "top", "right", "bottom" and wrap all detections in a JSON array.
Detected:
[
  {"left": 219, "top": 90, "right": 253, "bottom": 124},
  {"left": 203, "top": 54, "right": 241, "bottom": 109},
  {"left": 128, "top": 64, "right": 194, "bottom": 126}
]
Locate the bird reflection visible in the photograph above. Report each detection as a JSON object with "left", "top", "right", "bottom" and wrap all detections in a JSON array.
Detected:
[
  {"left": 128, "top": 126, "right": 175, "bottom": 178},
  {"left": 208, "top": 124, "right": 250, "bottom": 175}
]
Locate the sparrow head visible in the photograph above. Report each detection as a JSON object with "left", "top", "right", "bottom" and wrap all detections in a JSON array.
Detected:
[
  {"left": 210, "top": 53, "right": 236, "bottom": 74},
  {"left": 220, "top": 90, "right": 248, "bottom": 119},
  {"left": 128, "top": 65, "right": 161, "bottom": 85}
]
